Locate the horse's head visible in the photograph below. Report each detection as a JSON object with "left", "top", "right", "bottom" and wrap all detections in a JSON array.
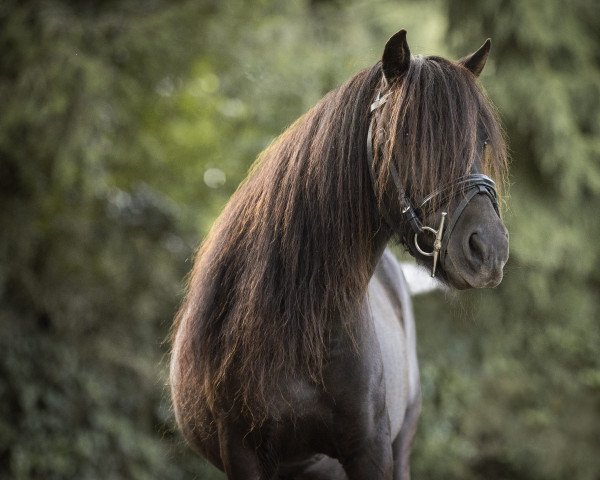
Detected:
[{"left": 370, "top": 30, "right": 509, "bottom": 289}]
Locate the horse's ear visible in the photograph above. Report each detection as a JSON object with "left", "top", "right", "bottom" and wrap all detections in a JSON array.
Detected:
[
  {"left": 382, "top": 30, "right": 411, "bottom": 83},
  {"left": 459, "top": 39, "right": 492, "bottom": 77}
]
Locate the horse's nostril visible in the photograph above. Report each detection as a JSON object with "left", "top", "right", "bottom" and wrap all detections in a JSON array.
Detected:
[{"left": 467, "top": 231, "right": 487, "bottom": 265}]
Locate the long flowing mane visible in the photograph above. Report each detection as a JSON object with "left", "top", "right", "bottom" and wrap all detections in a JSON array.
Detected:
[{"left": 170, "top": 56, "right": 507, "bottom": 434}]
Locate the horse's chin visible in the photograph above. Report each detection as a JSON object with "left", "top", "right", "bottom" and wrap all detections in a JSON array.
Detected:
[
  {"left": 448, "top": 270, "right": 504, "bottom": 290},
  {"left": 441, "top": 254, "right": 505, "bottom": 290}
]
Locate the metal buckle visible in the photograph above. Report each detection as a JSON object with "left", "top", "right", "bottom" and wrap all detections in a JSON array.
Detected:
[{"left": 413, "top": 212, "right": 447, "bottom": 277}]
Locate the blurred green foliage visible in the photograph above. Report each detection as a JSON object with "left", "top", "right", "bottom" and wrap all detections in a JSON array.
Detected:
[
  {"left": 0, "top": 1, "right": 216, "bottom": 478},
  {"left": 1, "top": 0, "right": 598, "bottom": 479}
]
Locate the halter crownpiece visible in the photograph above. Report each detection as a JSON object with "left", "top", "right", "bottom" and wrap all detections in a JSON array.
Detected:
[
  {"left": 370, "top": 92, "right": 390, "bottom": 112},
  {"left": 367, "top": 86, "right": 499, "bottom": 277}
]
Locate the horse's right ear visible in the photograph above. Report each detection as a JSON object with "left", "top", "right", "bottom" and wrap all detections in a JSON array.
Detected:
[
  {"left": 382, "top": 30, "right": 411, "bottom": 83},
  {"left": 458, "top": 39, "right": 491, "bottom": 77}
]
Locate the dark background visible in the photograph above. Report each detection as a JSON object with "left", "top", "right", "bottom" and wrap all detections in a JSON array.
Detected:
[{"left": 1, "top": 0, "right": 599, "bottom": 478}]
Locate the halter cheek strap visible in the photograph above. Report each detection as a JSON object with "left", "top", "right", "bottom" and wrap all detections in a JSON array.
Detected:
[
  {"left": 367, "top": 91, "right": 447, "bottom": 276},
  {"left": 367, "top": 92, "right": 424, "bottom": 236}
]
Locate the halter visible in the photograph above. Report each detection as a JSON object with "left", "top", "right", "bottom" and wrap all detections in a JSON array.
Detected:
[{"left": 367, "top": 90, "right": 500, "bottom": 277}]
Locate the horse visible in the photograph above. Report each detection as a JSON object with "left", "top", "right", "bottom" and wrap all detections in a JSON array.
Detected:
[{"left": 169, "top": 30, "right": 509, "bottom": 480}]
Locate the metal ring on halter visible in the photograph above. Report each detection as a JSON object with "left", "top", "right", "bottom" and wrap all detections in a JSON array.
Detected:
[
  {"left": 414, "top": 227, "right": 438, "bottom": 257},
  {"left": 413, "top": 212, "right": 447, "bottom": 277}
]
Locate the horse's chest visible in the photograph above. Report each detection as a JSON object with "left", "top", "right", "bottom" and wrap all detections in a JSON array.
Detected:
[{"left": 369, "top": 281, "right": 410, "bottom": 439}]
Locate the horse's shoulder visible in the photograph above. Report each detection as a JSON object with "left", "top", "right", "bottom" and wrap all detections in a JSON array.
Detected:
[{"left": 373, "top": 248, "right": 411, "bottom": 300}]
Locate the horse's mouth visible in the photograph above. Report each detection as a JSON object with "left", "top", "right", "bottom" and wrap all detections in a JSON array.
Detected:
[{"left": 441, "top": 250, "right": 506, "bottom": 290}]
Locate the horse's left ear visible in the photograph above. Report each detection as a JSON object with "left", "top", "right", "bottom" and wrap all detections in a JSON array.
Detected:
[
  {"left": 459, "top": 39, "right": 491, "bottom": 77},
  {"left": 382, "top": 30, "right": 411, "bottom": 83}
]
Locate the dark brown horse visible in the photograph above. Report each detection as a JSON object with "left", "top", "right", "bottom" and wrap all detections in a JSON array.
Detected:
[{"left": 170, "top": 30, "right": 509, "bottom": 480}]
